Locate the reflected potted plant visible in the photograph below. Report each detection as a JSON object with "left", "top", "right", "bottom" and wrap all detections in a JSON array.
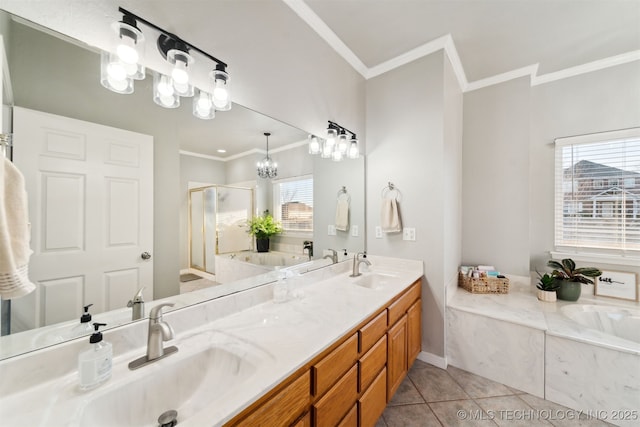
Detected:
[
  {"left": 547, "top": 258, "right": 602, "bottom": 302},
  {"left": 536, "top": 271, "right": 559, "bottom": 302},
  {"left": 247, "top": 211, "right": 283, "bottom": 253}
]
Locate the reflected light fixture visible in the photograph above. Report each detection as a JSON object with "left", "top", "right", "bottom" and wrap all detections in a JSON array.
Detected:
[
  {"left": 309, "top": 121, "right": 361, "bottom": 162},
  {"left": 257, "top": 132, "right": 278, "bottom": 179},
  {"left": 101, "top": 7, "right": 231, "bottom": 120}
]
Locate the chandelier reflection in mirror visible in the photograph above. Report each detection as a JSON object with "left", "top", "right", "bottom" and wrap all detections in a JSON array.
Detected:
[
  {"left": 100, "top": 7, "right": 231, "bottom": 120},
  {"left": 257, "top": 132, "right": 278, "bottom": 179},
  {"left": 308, "top": 121, "right": 360, "bottom": 161}
]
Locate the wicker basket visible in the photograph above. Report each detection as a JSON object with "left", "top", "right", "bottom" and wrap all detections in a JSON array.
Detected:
[{"left": 458, "top": 272, "right": 509, "bottom": 294}]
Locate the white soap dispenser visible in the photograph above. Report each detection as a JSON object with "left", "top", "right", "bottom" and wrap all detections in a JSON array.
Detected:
[
  {"left": 78, "top": 322, "right": 112, "bottom": 391},
  {"left": 70, "top": 304, "right": 94, "bottom": 338}
]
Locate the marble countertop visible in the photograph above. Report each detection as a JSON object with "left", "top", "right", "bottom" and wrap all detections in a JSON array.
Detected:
[
  {"left": 0, "top": 256, "right": 423, "bottom": 427},
  {"left": 448, "top": 276, "right": 640, "bottom": 355}
]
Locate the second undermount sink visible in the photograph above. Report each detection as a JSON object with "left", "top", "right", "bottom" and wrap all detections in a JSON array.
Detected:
[
  {"left": 353, "top": 272, "right": 398, "bottom": 290},
  {"left": 78, "top": 338, "right": 266, "bottom": 427}
]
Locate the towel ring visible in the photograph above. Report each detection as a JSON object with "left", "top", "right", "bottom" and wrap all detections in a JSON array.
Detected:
[
  {"left": 337, "top": 186, "right": 351, "bottom": 203},
  {"left": 381, "top": 182, "right": 401, "bottom": 201}
]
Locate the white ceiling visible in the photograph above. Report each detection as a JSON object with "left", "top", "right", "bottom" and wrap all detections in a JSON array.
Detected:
[{"left": 300, "top": 0, "right": 640, "bottom": 84}]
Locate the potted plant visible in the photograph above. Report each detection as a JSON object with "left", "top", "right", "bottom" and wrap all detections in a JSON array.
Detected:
[
  {"left": 247, "top": 211, "right": 283, "bottom": 252},
  {"left": 547, "top": 258, "right": 602, "bottom": 302},
  {"left": 536, "top": 271, "right": 559, "bottom": 302}
]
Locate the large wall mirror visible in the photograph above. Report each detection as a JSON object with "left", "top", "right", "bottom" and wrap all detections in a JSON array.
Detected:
[{"left": 0, "top": 8, "right": 365, "bottom": 360}]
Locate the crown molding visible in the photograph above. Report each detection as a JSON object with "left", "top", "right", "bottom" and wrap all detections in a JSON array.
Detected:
[
  {"left": 283, "top": 0, "right": 640, "bottom": 92},
  {"left": 180, "top": 139, "right": 308, "bottom": 161}
]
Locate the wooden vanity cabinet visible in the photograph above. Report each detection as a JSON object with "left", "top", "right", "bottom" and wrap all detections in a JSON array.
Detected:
[{"left": 227, "top": 279, "right": 422, "bottom": 427}]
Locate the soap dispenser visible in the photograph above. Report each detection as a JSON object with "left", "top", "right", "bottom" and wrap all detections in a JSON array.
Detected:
[
  {"left": 70, "top": 304, "right": 94, "bottom": 338},
  {"left": 78, "top": 322, "right": 112, "bottom": 391}
]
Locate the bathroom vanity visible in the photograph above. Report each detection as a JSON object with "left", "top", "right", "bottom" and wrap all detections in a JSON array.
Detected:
[{"left": 0, "top": 256, "right": 423, "bottom": 427}]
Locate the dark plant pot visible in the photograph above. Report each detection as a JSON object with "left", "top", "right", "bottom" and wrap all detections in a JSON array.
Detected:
[
  {"left": 556, "top": 280, "right": 581, "bottom": 301},
  {"left": 256, "top": 238, "right": 270, "bottom": 253}
]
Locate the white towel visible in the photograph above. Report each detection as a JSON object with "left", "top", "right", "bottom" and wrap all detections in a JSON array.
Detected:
[
  {"left": 380, "top": 198, "right": 401, "bottom": 233},
  {"left": 335, "top": 198, "right": 349, "bottom": 231},
  {"left": 0, "top": 157, "right": 36, "bottom": 299}
]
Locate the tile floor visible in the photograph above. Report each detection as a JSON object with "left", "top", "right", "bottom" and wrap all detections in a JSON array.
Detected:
[{"left": 376, "top": 360, "right": 612, "bottom": 427}]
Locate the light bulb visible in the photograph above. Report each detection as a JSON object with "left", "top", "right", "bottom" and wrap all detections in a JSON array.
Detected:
[
  {"left": 107, "top": 62, "right": 127, "bottom": 81},
  {"left": 172, "top": 60, "right": 189, "bottom": 85},
  {"left": 157, "top": 77, "right": 174, "bottom": 97},
  {"left": 332, "top": 148, "right": 343, "bottom": 162},
  {"left": 348, "top": 140, "right": 359, "bottom": 159},
  {"left": 116, "top": 35, "right": 138, "bottom": 64},
  {"left": 197, "top": 93, "right": 213, "bottom": 110},
  {"left": 309, "top": 136, "right": 320, "bottom": 154}
]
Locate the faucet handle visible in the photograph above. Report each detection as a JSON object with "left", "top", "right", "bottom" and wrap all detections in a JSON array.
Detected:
[{"left": 149, "top": 303, "right": 174, "bottom": 320}]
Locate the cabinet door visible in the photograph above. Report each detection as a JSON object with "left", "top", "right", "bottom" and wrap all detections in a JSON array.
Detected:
[
  {"left": 386, "top": 314, "right": 408, "bottom": 400},
  {"left": 359, "top": 367, "right": 387, "bottom": 427},
  {"left": 407, "top": 299, "right": 421, "bottom": 366}
]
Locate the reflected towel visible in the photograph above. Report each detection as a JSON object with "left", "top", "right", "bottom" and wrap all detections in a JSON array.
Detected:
[
  {"left": 0, "top": 158, "right": 36, "bottom": 299},
  {"left": 380, "top": 198, "right": 401, "bottom": 233},
  {"left": 335, "top": 198, "right": 349, "bottom": 231}
]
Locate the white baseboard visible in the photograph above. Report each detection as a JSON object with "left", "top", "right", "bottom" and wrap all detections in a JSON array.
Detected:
[{"left": 417, "top": 351, "right": 447, "bottom": 369}]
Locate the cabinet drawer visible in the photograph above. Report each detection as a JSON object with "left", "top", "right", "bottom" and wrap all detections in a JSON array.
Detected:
[
  {"left": 337, "top": 404, "right": 358, "bottom": 427},
  {"left": 292, "top": 412, "right": 311, "bottom": 427},
  {"left": 359, "top": 334, "right": 387, "bottom": 392},
  {"left": 313, "top": 364, "right": 358, "bottom": 427},
  {"left": 359, "top": 310, "right": 387, "bottom": 354},
  {"left": 359, "top": 367, "right": 387, "bottom": 427},
  {"left": 235, "top": 370, "right": 310, "bottom": 426},
  {"left": 312, "top": 333, "right": 358, "bottom": 396},
  {"left": 388, "top": 281, "right": 421, "bottom": 326}
]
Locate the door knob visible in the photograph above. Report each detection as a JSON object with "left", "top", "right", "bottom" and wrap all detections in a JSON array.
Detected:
[{"left": 141, "top": 252, "right": 151, "bottom": 260}]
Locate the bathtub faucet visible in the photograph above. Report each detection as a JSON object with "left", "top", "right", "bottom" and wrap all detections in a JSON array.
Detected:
[{"left": 303, "top": 240, "right": 313, "bottom": 260}]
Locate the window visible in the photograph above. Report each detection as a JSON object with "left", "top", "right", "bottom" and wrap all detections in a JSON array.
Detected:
[
  {"left": 273, "top": 175, "right": 313, "bottom": 233},
  {"left": 554, "top": 128, "right": 640, "bottom": 255}
]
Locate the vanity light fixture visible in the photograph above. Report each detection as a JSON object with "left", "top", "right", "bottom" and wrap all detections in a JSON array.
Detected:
[
  {"left": 309, "top": 121, "right": 361, "bottom": 162},
  {"left": 101, "top": 7, "right": 231, "bottom": 119},
  {"left": 257, "top": 132, "right": 278, "bottom": 179}
]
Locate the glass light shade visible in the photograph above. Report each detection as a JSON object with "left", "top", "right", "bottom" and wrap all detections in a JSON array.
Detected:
[
  {"left": 193, "top": 88, "right": 215, "bottom": 119},
  {"left": 256, "top": 157, "right": 278, "bottom": 179},
  {"left": 111, "top": 21, "right": 145, "bottom": 80},
  {"left": 331, "top": 147, "right": 344, "bottom": 162},
  {"left": 167, "top": 49, "right": 194, "bottom": 88},
  {"left": 100, "top": 51, "right": 134, "bottom": 94},
  {"left": 326, "top": 128, "right": 337, "bottom": 145},
  {"left": 337, "top": 133, "right": 349, "bottom": 154},
  {"left": 153, "top": 72, "right": 180, "bottom": 108},
  {"left": 211, "top": 68, "right": 232, "bottom": 111},
  {"left": 348, "top": 139, "right": 360, "bottom": 159},
  {"left": 321, "top": 139, "right": 334, "bottom": 158},
  {"left": 308, "top": 135, "right": 321, "bottom": 155}
]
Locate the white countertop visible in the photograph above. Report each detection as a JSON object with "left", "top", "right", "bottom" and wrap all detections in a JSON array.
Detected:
[
  {"left": 448, "top": 276, "right": 640, "bottom": 356},
  {"left": 0, "top": 256, "right": 423, "bottom": 427}
]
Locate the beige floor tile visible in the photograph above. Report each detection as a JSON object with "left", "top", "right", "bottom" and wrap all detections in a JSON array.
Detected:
[
  {"left": 408, "top": 363, "right": 469, "bottom": 402},
  {"left": 475, "top": 395, "right": 552, "bottom": 426},
  {"left": 519, "top": 394, "right": 614, "bottom": 427},
  {"left": 375, "top": 416, "right": 388, "bottom": 427},
  {"left": 383, "top": 403, "right": 442, "bottom": 427},
  {"left": 447, "top": 365, "right": 513, "bottom": 399},
  {"left": 429, "top": 399, "right": 498, "bottom": 427},
  {"left": 388, "top": 376, "right": 425, "bottom": 406}
]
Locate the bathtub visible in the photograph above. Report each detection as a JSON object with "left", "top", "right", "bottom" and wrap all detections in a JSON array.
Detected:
[
  {"left": 562, "top": 304, "right": 640, "bottom": 344},
  {"left": 215, "top": 251, "right": 308, "bottom": 284}
]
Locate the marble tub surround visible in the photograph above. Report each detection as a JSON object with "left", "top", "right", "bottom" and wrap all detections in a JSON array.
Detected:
[{"left": 0, "top": 256, "right": 423, "bottom": 426}]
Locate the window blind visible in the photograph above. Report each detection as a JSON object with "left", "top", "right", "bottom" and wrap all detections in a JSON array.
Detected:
[
  {"left": 554, "top": 128, "right": 640, "bottom": 255},
  {"left": 273, "top": 176, "right": 313, "bottom": 232}
]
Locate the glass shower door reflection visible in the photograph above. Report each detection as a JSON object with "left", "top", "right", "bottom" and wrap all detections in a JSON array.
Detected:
[{"left": 217, "top": 186, "right": 253, "bottom": 254}]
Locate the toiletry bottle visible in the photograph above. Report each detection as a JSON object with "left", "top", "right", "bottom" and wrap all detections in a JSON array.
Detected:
[
  {"left": 78, "top": 322, "right": 112, "bottom": 390},
  {"left": 70, "top": 304, "right": 93, "bottom": 338}
]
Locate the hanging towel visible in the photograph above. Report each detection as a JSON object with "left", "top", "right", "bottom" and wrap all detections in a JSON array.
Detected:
[
  {"left": 335, "top": 197, "right": 349, "bottom": 231},
  {"left": 380, "top": 198, "right": 401, "bottom": 233},
  {"left": 0, "top": 157, "right": 36, "bottom": 299}
]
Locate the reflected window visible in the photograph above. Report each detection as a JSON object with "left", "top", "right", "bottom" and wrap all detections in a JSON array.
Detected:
[{"left": 273, "top": 176, "right": 313, "bottom": 233}]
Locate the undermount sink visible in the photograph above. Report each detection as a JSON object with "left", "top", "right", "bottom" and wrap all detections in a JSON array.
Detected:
[
  {"left": 79, "top": 340, "right": 265, "bottom": 427},
  {"left": 353, "top": 272, "right": 398, "bottom": 290}
]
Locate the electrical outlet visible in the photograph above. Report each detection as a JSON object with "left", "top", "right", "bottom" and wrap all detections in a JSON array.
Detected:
[
  {"left": 403, "top": 227, "right": 416, "bottom": 241},
  {"left": 328, "top": 224, "right": 336, "bottom": 236},
  {"left": 351, "top": 225, "right": 359, "bottom": 237},
  {"left": 375, "top": 226, "right": 382, "bottom": 238}
]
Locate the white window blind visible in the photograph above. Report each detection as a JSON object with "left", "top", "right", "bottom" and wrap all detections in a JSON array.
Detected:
[
  {"left": 273, "top": 176, "right": 313, "bottom": 233},
  {"left": 554, "top": 128, "right": 640, "bottom": 255}
]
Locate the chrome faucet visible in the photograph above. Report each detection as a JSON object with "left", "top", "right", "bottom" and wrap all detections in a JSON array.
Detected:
[
  {"left": 350, "top": 252, "right": 371, "bottom": 277},
  {"left": 127, "top": 287, "right": 145, "bottom": 321},
  {"left": 323, "top": 248, "right": 338, "bottom": 264},
  {"left": 128, "top": 303, "right": 178, "bottom": 370}
]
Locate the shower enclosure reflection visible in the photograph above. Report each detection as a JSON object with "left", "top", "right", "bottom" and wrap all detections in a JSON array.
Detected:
[{"left": 188, "top": 185, "right": 253, "bottom": 275}]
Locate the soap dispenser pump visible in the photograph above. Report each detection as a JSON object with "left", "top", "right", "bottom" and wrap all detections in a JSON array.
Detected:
[
  {"left": 78, "top": 322, "right": 112, "bottom": 391},
  {"left": 71, "top": 304, "right": 94, "bottom": 338}
]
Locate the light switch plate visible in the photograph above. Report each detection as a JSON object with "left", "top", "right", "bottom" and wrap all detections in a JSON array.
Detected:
[
  {"left": 351, "top": 225, "right": 359, "bottom": 237},
  {"left": 375, "top": 226, "right": 382, "bottom": 238},
  {"left": 403, "top": 227, "right": 416, "bottom": 241},
  {"left": 328, "top": 225, "right": 336, "bottom": 235}
]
